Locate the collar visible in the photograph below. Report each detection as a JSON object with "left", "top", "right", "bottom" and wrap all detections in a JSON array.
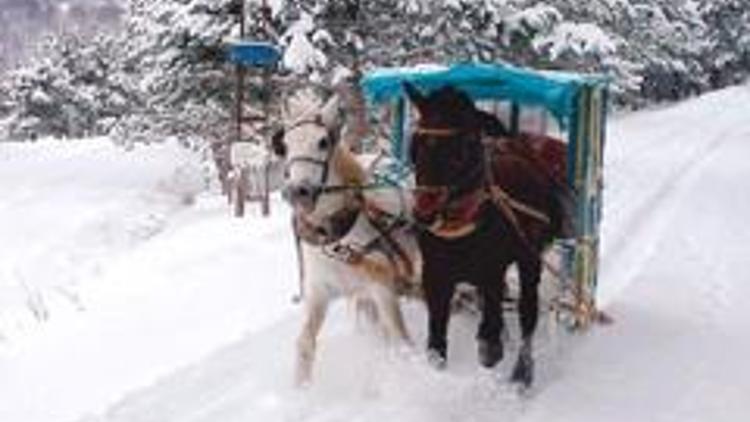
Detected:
[{"left": 294, "top": 195, "right": 363, "bottom": 246}]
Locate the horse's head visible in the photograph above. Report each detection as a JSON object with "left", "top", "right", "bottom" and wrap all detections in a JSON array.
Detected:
[
  {"left": 403, "top": 82, "right": 500, "bottom": 235},
  {"left": 273, "top": 94, "right": 364, "bottom": 219}
]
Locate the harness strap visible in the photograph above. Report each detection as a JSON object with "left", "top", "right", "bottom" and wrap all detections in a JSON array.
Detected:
[
  {"left": 295, "top": 198, "right": 362, "bottom": 246},
  {"left": 483, "top": 186, "right": 550, "bottom": 225},
  {"left": 291, "top": 216, "right": 305, "bottom": 303},
  {"left": 364, "top": 201, "right": 415, "bottom": 278},
  {"left": 482, "top": 145, "right": 542, "bottom": 252},
  {"left": 482, "top": 144, "right": 578, "bottom": 297},
  {"left": 293, "top": 186, "right": 417, "bottom": 298},
  {"left": 413, "top": 127, "right": 461, "bottom": 137}
]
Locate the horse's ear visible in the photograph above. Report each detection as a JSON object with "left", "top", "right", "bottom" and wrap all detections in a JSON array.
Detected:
[
  {"left": 403, "top": 81, "right": 427, "bottom": 111},
  {"left": 476, "top": 110, "right": 510, "bottom": 137},
  {"left": 271, "top": 128, "right": 286, "bottom": 157},
  {"left": 320, "top": 94, "right": 343, "bottom": 130}
]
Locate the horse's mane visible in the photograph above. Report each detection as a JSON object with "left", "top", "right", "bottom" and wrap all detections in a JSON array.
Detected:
[
  {"left": 429, "top": 87, "right": 509, "bottom": 137},
  {"left": 476, "top": 110, "right": 510, "bottom": 137},
  {"left": 333, "top": 143, "right": 366, "bottom": 186},
  {"left": 429, "top": 87, "right": 476, "bottom": 127}
]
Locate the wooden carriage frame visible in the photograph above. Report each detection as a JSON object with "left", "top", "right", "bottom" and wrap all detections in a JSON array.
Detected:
[{"left": 360, "top": 63, "right": 608, "bottom": 328}]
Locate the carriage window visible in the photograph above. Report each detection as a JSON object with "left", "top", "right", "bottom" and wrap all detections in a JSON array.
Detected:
[{"left": 478, "top": 101, "right": 564, "bottom": 141}]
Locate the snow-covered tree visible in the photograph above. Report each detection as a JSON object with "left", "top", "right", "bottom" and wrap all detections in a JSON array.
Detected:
[
  {"left": 286, "top": 1, "right": 519, "bottom": 70},
  {"left": 2, "top": 32, "right": 137, "bottom": 140},
  {"left": 699, "top": 0, "right": 750, "bottom": 88},
  {"left": 113, "top": 0, "right": 285, "bottom": 145},
  {"left": 3, "top": 0, "right": 750, "bottom": 144}
]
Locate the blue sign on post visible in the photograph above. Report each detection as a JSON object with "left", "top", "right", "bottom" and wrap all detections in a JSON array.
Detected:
[{"left": 227, "top": 41, "right": 281, "bottom": 68}]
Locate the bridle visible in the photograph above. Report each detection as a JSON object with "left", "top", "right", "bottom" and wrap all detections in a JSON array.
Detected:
[
  {"left": 411, "top": 123, "right": 487, "bottom": 227},
  {"left": 281, "top": 117, "right": 340, "bottom": 212}
]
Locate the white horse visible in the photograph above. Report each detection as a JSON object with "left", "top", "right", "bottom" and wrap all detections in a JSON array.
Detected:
[{"left": 272, "top": 93, "right": 420, "bottom": 386}]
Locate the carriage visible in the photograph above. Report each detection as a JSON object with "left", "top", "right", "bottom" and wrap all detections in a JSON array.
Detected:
[
  {"left": 358, "top": 62, "right": 609, "bottom": 329},
  {"left": 261, "top": 59, "right": 610, "bottom": 385}
]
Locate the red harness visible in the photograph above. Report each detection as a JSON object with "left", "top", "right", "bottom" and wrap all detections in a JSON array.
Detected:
[{"left": 413, "top": 132, "right": 566, "bottom": 238}]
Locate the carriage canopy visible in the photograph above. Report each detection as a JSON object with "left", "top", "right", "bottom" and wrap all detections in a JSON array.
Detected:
[
  {"left": 360, "top": 62, "right": 610, "bottom": 328},
  {"left": 361, "top": 62, "right": 608, "bottom": 129}
]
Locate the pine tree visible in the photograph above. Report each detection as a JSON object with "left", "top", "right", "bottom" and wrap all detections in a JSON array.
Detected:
[
  {"left": 113, "top": 0, "right": 276, "bottom": 148},
  {"left": 3, "top": 0, "right": 750, "bottom": 144},
  {"left": 3, "top": 32, "right": 136, "bottom": 140},
  {"left": 699, "top": 0, "right": 750, "bottom": 88}
]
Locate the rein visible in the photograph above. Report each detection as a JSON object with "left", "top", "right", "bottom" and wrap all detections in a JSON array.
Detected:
[
  {"left": 413, "top": 127, "right": 461, "bottom": 137},
  {"left": 293, "top": 189, "right": 417, "bottom": 298}
]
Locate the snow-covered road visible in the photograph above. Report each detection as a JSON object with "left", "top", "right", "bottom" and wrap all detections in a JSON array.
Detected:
[
  {"left": 521, "top": 85, "right": 750, "bottom": 421},
  {"left": 1, "top": 84, "right": 749, "bottom": 422}
]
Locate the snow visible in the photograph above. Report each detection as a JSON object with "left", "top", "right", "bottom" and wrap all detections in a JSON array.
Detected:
[
  {"left": 281, "top": 12, "right": 327, "bottom": 74},
  {"left": 0, "top": 138, "right": 297, "bottom": 422},
  {"left": 2, "top": 83, "right": 750, "bottom": 422},
  {"left": 535, "top": 22, "right": 619, "bottom": 59},
  {"left": 507, "top": 4, "right": 563, "bottom": 34}
]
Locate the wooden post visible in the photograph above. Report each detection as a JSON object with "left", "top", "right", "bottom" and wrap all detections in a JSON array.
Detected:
[
  {"left": 392, "top": 98, "right": 406, "bottom": 162},
  {"left": 510, "top": 102, "right": 520, "bottom": 136},
  {"left": 261, "top": 64, "right": 272, "bottom": 217},
  {"left": 260, "top": 0, "right": 272, "bottom": 217},
  {"left": 233, "top": 0, "right": 248, "bottom": 218}
]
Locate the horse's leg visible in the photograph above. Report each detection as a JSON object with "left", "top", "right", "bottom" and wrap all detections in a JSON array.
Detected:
[
  {"left": 476, "top": 265, "right": 507, "bottom": 368},
  {"left": 295, "top": 285, "right": 330, "bottom": 387},
  {"left": 424, "top": 269, "right": 455, "bottom": 368},
  {"left": 370, "top": 283, "right": 411, "bottom": 345},
  {"left": 511, "top": 258, "right": 541, "bottom": 387}
]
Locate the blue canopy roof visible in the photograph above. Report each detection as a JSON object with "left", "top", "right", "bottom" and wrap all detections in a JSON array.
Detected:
[{"left": 360, "top": 62, "right": 608, "bottom": 126}]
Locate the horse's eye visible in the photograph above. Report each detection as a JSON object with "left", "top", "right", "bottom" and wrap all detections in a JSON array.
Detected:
[{"left": 317, "top": 136, "right": 329, "bottom": 150}]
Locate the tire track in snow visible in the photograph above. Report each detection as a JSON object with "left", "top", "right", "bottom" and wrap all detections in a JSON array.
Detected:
[
  {"left": 0, "top": 140, "right": 205, "bottom": 343},
  {"left": 598, "top": 89, "right": 750, "bottom": 305}
]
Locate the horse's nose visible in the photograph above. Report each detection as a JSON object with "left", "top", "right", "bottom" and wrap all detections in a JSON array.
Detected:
[
  {"left": 283, "top": 181, "right": 319, "bottom": 212},
  {"left": 414, "top": 191, "right": 445, "bottom": 226},
  {"left": 414, "top": 208, "right": 437, "bottom": 227}
]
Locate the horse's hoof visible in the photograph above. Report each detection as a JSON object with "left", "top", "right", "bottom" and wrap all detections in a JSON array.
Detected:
[
  {"left": 294, "top": 373, "right": 313, "bottom": 389},
  {"left": 510, "top": 354, "right": 534, "bottom": 387},
  {"left": 478, "top": 339, "right": 504, "bottom": 368},
  {"left": 427, "top": 348, "right": 447, "bottom": 370}
]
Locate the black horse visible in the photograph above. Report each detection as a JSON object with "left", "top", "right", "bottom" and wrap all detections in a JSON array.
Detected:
[{"left": 404, "top": 83, "right": 567, "bottom": 387}]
